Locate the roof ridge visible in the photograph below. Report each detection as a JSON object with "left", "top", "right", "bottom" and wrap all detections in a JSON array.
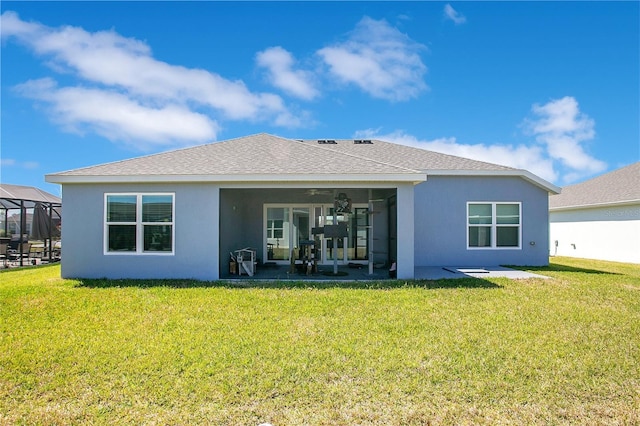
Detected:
[
  {"left": 375, "top": 138, "right": 517, "bottom": 171},
  {"left": 300, "top": 137, "right": 516, "bottom": 171},
  {"left": 289, "top": 138, "right": 423, "bottom": 174}
]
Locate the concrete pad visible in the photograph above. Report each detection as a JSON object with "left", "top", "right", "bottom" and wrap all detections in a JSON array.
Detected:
[{"left": 415, "top": 266, "right": 549, "bottom": 280}]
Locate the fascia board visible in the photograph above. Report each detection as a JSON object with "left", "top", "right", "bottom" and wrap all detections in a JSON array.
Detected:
[
  {"left": 219, "top": 182, "right": 411, "bottom": 189},
  {"left": 550, "top": 199, "right": 640, "bottom": 212},
  {"left": 424, "top": 169, "right": 561, "bottom": 194},
  {"left": 46, "top": 173, "right": 427, "bottom": 185}
]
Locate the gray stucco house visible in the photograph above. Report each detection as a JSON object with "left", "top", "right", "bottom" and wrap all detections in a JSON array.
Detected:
[{"left": 46, "top": 133, "right": 560, "bottom": 280}]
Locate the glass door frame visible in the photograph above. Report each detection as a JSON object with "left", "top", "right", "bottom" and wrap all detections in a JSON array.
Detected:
[
  {"left": 264, "top": 204, "right": 311, "bottom": 264},
  {"left": 264, "top": 203, "right": 369, "bottom": 265}
]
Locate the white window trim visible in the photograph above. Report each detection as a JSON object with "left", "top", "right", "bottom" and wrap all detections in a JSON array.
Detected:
[
  {"left": 466, "top": 201, "right": 522, "bottom": 250},
  {"left": 104, "top": 193, "right": 175, "bottom": 255}
]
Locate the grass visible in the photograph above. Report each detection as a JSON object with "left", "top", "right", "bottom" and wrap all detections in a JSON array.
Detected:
[{"left": 1, "top": 257, "right": 638, "bottom": 425}]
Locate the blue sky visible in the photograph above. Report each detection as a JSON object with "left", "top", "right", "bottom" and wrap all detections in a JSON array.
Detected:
[{"left": 2, "top": 1, "right": 638, "bottom": 196}]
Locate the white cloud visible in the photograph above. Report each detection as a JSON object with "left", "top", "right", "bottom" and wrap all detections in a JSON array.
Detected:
[
  {"left": 317, "top": 17, "right": 428, "bottom": 102},
  {"left": 444, "top": 4, "right": 467, "bottom": 25},
  {"left": 23, "top": 161, "right": 40, "bottom": 170},
  {"left": 354, "top": 129, "right": 558, "bottom": 182},
  {"left": 0, "top": 158, "right": 40, "bottom": 170},
  {"left": 526, "top": 96, "right": 606, "bottom": 182},
  {"left": 355, "top": 97, "right": 607, "bottom": 184},
  {"left": 1, "top": 11, "right": 301, "bottom": 150},
  {"left": 1, "top": 11, "right": 287, "bottom": 119},
  {"left": 256, "top": 46, "right": 319, "bottom": 100},
  {"left": 15, "top": 78, "right": 219, "bottom": 150}
]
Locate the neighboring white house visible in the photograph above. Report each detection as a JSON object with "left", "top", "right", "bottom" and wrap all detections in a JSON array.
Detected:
[
  {"left": 46, "top": 133, "right": 560, "bottom": 280},
  {"left": 549, "top": 162, "right": 640, "bottom": 264}
]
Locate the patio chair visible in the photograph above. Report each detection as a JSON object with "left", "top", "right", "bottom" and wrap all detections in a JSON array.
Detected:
[
  {"left": 29, "top": 245, "right": 45, "bottom": 264},
  {"left": 0, "top": 243, "right": 7, "bottom": 268},
  {"left": 8, "top": 242, "right": 32, "bottom": 266}
]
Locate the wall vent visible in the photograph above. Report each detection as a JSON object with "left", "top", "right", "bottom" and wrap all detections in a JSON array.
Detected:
[
  {"left": 318, "top": 139, "right": 337, "bottom": 144},
  {"left": 354, "top": 139, "right": 373, "bottom": 144}
]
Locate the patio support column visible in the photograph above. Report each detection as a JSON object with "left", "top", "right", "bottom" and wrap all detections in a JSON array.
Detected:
[
  {"left": 19, "top": 200, "right": 26, "bottom": 266},
  {"left": 396, "top": 183, "right": 415, "bottom": 279},
  {"left": 211, "top": 186, "right": 220, "bottom": 280},
  {"left": 48, "top": 203, "right": 53, "bottom": 262}
]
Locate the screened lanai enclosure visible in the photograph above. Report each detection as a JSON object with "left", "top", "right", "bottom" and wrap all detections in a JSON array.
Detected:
[
  {"left": 0, "top": 184, "right": 61, "bottom": 267},
  {"left": 219, "top": 187, "right": 397, "bottom": 278}
]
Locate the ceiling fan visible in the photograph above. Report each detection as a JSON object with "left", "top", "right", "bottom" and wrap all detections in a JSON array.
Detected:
[{"left": 305, "top": 189, "right": 333, "bottom": 196}]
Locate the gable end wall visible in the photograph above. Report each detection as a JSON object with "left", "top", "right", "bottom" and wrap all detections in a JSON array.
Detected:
[{"left": 413, "top": 176, "right": 550, "bottom": 266}]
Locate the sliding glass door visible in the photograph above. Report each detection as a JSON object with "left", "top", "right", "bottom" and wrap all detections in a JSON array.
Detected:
[
  {"left": 265, "top": 204, "right": 368, "bottom": 265},
  {"left": 322, "top": 206, "right": 369, "bottom": 262},
  {"left": 266, "top": 207, "right": 289, "bottom": 261},
  {"left": 265, "top": 206, "right": 309, "bottom": 262},
  {"left": 292, "top": 207, "right": 310, "bottom": 253}
]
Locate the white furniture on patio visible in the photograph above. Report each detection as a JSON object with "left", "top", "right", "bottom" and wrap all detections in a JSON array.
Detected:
[{"left": 235, "top": 248, "right": 256, "bottom": 277}]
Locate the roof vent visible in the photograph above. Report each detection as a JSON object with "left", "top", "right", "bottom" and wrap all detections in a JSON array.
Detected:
[
  {"left": 354, "top": 139, "right": 373, "bottom": 144},
  {"left": 318, "top": 139, "right": 337, "bottom": 144}
]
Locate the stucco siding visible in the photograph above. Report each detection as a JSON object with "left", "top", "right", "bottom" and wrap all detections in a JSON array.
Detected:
[
  {"left": 550, "top": 204, "right": 640, "bottom": 263},
  {"left": 59, "top": 177, "right": 552, "bottom": 280},
  {"left": 413, "top": 176, "right": 550, "bottom": 266},
  {"left": 396, "top": 184, "right": 415, "bottom": 278},
  {"left": 60, "top": 183, "right": 220, "bottom": 280}
]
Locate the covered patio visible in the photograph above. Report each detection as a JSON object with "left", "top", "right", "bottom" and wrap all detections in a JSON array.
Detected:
[
  {"left": 0, "top": 184, "right": 61, "bottom": 267},
  {"left": 219, "top": 187, "right": 398, "bottom": 279}
]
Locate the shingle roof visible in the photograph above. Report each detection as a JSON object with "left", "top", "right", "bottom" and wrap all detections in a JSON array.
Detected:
[
  {"left": 549, "top": 162, "right": 640, "bottom": 210},
  {"left": 50, "top": 134, "right": 419, "bottom": 177},
  {"left": 46, "top": 133, "right": 557, "bottom": 192},
  {"left": 298, "top": 138, "right": 514, "bottom": 171}
]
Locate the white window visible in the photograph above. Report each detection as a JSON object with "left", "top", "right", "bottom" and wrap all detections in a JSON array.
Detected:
[
  {"left": 105, "top": 193, "right": 174, "bottom": 255},
  {"left": 467, "top": 202, "right": 521, "bottom": 249}
]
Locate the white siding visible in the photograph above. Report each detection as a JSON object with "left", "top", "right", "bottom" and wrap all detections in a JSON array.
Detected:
[{"left": 550, "top": 204, "right": 640, "bottom": 264}]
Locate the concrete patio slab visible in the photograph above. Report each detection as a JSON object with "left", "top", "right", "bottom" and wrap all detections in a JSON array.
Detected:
[
  {"left": 415, "top": 266, "right": 550, "bottom": 280},
  {"left": 220, "top": 264, "right": 550, "bottom": 282}
]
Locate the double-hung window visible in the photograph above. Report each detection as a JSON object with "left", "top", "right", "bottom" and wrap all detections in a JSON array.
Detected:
[
  {"left": 467, "top": 202, "right": 521, "bottom": 249},
  {"left": 105, "top": 193, "right": 174, "bottom": 254}
]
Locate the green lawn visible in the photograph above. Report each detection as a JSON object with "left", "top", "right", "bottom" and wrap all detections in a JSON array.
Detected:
[{"left": 1, "top": 258, "right": 638, "bottom": 425}]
